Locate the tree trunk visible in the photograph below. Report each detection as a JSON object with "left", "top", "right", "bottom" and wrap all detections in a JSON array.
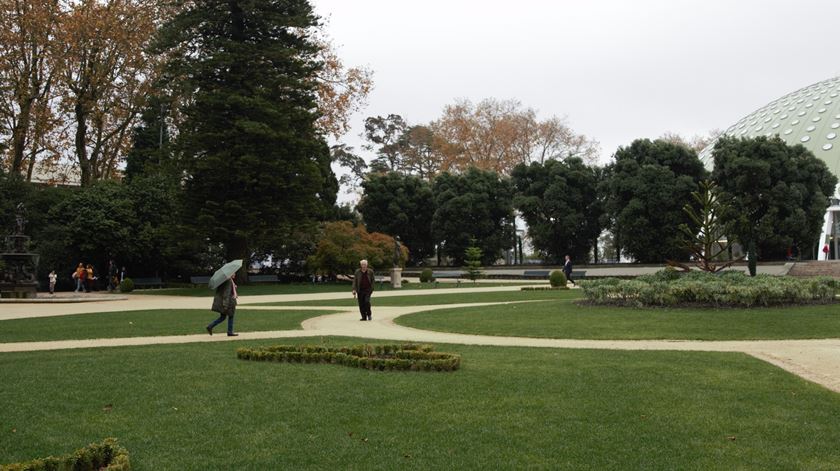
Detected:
[
  {"left": 75, "top": 102, "right": 91, "bottom": 186},
  {"left": 747, "top": 240, "right": 757, "bottom": 277},
  {"left": 9, "top": 101, "right": 33, "bottom": 174}
]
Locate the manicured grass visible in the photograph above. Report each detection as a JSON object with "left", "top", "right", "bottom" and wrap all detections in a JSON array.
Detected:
[
  {"left": 1, "top": 339, "right": 839, "bottom": 469},
  {"left": 396, "top": 300, "right": 840, "bottom": 340},
  {"left": 251, "top": 289, "right": 578, "bottom": 307},
  {"left": 135, "top": 281, "right": 541, "bottom": 297},
  {"left": 0, "top": 309, "right": 337, "bottom": 343}
]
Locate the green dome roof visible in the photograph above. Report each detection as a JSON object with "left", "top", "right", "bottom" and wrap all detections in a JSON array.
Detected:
[{"left": 699, "top": 76, "right": 840, "bottom": 182}]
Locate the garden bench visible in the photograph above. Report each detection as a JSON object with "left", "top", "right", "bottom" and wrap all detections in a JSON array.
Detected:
[
  {"left": 190, "top": 276, "right": 211, "bottom": 286},
  {"left": 248, "top": 274, "right": 279, "bottom": 283},
  {"left": 432, "top": 271, "right": 463, "bottom": 279},
  {"left": 132, "top": 277, "right": 164, "bottom": 289},
  {"left": 569, "top": 270, "right": 586, "bottom": 280},
  {"left": 522, "top": 270, "right": 551, "bottom": 279}
]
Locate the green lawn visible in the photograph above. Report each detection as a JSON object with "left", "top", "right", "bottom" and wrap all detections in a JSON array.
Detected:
[
  {"left": 135, "top": 281, "right": 541, "bottom": 297},
  {"left": 1, "top": 339, "right": 839, "bottom": 469},
  {"left": 396, "top": 300, "right": 840, "bottom": 340},
  {"left": 0, "top": 309, "right": 337, "bottom": 343},
  {"left": 250, "top": 289, "right": 576, "bottom": 307}
]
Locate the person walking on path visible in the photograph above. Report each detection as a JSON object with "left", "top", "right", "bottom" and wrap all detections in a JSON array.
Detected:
[
  {"left": 563, "top": 255, "right": 575, "bottom": 286},
  {"left": 78, "top": 264, "right": 88, "bottom": 292},
  {"left": 352, "top": 259, "right": 375, "bottom": 321},
  {"left": 207, "top": 273, "right": 239, "bottom": 336},
  {"left": 85, "top": 264, "right": 95, "bottom": 292},
  {"left": 73, "top": 263, "right": 84, "bottom": 292},
  {"left": 48, "top": 270, "right": 57, "bottom": 295},
  {"left": 107, "top": 260, "right": 117, "bottom": 292}
]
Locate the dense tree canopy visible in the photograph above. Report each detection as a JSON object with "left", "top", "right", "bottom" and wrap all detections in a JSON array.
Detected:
[
  {"left": 357, "top": 172, "right": 435, "bottom": 264},
  {"left": 601, "top": 139, "right": 708, "bottom": 263},
  {"left": 154, "top": 0, "right": 337, "bottom": 276},
  {"left": 432, "top": 168, "right": 514, "bottom": 265},
  {"left": 712, "top": 136, "right": 837, "bottom": 269},
  {"left": 512, "top": 158, "right": 602, "bottom": 263}
]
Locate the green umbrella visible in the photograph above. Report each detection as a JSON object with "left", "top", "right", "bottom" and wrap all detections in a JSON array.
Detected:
[{"left": 208, "top": 259, "right": 243, "bottom": 290}]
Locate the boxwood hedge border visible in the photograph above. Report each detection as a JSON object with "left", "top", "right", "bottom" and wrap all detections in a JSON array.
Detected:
[{"left": 237, "top": 344, "right": 461, "bottom": 372}]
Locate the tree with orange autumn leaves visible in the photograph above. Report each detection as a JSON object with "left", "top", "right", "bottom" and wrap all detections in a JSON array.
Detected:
[
  {"left": 307, "top": 221, "right": 408, "bottom": 276},
  {"left": 363, "top": 98, "right": 600, "bottom": 180},
  {"left": 0, "top": 0, "right": 62, "bottom": 178}
]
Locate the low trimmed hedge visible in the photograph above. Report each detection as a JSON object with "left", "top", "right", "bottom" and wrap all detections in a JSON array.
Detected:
[
  {"left": 237, "top": 344, "right": 461, "bottom": 372},
  {"left": 1, "top": 438, "right": 129, "bottom": 471},
  {"left": 521, "top": 286, "right": 567, "bottom": 291},
  {"left": 580, "top": 271, "right": 840, "bottom": 308},
  {"left": 419, "top": 268, "right": 435, "bottom": 283},
  {"left": 119, "top": 278, "right": 134, "bottom": 293}
]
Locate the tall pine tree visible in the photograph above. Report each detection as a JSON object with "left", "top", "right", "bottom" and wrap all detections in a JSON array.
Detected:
[{"left": 154, "top": 0, "right": 336, "bottom": 278}]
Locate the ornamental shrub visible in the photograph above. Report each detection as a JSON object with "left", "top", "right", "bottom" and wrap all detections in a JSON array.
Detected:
[
  {"left": 119, "top": 278, "right": 135, "bottom": 293},
  {"left": 419, "top": 268, "right": 435, "bottom": 283},
  {"left": 1, "top": 438, "right": 129, "bottom": 471},
  {"left": 580, "top": 270, "right": 839, "bottom": 308},
  {"left": 549, "top": 270, "right": 567, "bottom": 288}
]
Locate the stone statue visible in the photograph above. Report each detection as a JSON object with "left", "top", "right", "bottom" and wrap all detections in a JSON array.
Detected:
[
  {"left": 393, "top": 236, "right": 402, "bottom": 268},
  {"left": 14, "top": 202, "right": 26, "bottom": 235}
]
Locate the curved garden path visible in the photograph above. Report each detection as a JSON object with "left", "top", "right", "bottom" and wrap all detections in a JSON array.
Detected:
[{"left": 1, "top": 288, "right": 839, "bottom": 393}]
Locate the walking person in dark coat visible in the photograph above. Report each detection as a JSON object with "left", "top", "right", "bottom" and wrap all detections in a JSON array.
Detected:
[
  {"left": 352, "top": 259, "right": 375, "bottom": 321},
  {"left": 206, "top": 273, "right": 239, "bottom": 336},
  {"left": 563, "top": 254, "right": 575, "bottom": 286}
]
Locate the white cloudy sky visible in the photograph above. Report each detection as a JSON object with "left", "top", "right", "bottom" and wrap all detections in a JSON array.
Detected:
[{"left": 312, "top": 0, "right": 840, "bottom": 199}]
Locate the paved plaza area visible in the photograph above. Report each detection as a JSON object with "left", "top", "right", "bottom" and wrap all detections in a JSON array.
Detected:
[{"left": 1, "top": 285, "right": 839, "bottom": 394}]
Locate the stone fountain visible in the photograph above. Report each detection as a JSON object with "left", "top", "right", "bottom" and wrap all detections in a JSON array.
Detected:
[{"left": 0, "top": 203, "right": 39, "bottom": 298}]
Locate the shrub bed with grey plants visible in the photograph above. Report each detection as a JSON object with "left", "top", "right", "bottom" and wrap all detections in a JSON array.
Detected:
[
  {"left": 237, "top": 344, "right": 461, "bottom": 372},
  {"left": 579, "top": 270, "right": 839, "bottom": 308}
]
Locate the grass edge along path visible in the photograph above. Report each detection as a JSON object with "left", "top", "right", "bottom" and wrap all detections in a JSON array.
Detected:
[
  {"left": 0, "top": 309, "right": 339, "bottom": 343},
  {"left": 1, "top": 339, "right": 839, "bottom": 469},
  {"left": 395, "top": 300, "right": 840, "bottom": 341}
]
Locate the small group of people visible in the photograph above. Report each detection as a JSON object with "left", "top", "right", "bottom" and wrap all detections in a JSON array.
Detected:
[
  {"left": 72, "top": 263, "right": 97, "bottom": 293},
  {"left": 67, "top": 260, "right": 124, "bottom": 293}
]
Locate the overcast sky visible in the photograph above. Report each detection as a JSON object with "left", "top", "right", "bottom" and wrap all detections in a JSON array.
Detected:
[{"left": 311, "top": 0, "right": 840, "bottom": 200}]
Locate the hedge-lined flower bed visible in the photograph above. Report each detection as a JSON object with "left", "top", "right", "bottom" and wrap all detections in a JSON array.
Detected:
[
  {"left": 1, "top": 438, "right": 129, "bottom": 471},
  {"left": 237, "top": 344, "right": 461, "bottom": 372},
  {"left": 580, "top": 271, "right": 840, "bottom": 308}
]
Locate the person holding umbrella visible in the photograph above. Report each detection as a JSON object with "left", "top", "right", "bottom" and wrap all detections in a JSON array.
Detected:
[{"left": 206, "top": 259, "right": 242, "bottom": 336}]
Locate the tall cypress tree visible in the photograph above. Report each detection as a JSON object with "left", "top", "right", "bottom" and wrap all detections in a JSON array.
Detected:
[{"left": 153, "top": 0, "right": 335, "bottom": 277}]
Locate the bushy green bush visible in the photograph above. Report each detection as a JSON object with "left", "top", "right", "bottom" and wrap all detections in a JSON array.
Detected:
[
  {"left": 419, "top": 268, "right": 435, "bottom": 283},
  {"left": 580, "top": 270, "right": 839, "bottom": 308},
  {"left": 1, "top": 438, "right": 129, "bottom": 471},
  {"left": 237, "top": 344, "right": 460, "bottom": 372},
  {"left": 119, "top": 278, "right": 135, "bottom": 293},
  {"left": 549, "top": 270, "right": 568, "bottom": 288}
]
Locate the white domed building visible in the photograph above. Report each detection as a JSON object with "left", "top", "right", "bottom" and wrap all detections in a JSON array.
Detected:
[{"left": 699, "top": 76, "right": 840, "bottom": 260}]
